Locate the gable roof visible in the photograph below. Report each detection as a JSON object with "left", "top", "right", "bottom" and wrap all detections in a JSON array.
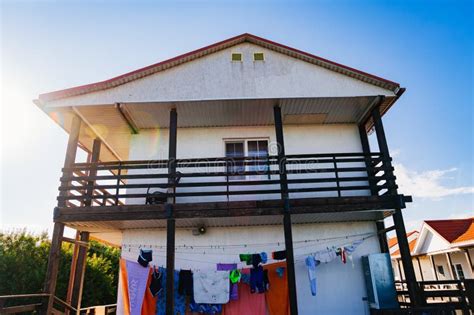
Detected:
[
  {"left": 389, "top": 231, "right": 419, "bottom": 258},
  {"left": 425, "top": 218, "right": 474, "bottom": 244},
  {"left": 38, "top": 33, "right": 400, "bottom": 102},
  {"left": 388, "top": 230, "right": 418, "bottom": 249}
]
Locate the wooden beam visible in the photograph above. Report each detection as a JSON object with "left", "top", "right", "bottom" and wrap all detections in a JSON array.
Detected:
[
  {"left": 44, "top": 115, "right": 81, "bottom": 314},
  {"left": 274, "top": 105, "right": 298, "bottom": 315},
  {"left": 372, "top": 104, "right": 424, "bottom": 307},
  {"left": 358, "top": 123, "right": 377, "bottom": 195},
  {"left": 431, "top": 255, "right": 439, "bottom": 281},
  {"left": 446, "top": 252, "right": 456, "bottom": 280},
  {"left": 42, "top": 223, "right": 65, "bottom": 315},
  {"left": 70, "top": 232, "right": 90, "bottom": 312},
  {"left": 62, "top": 236, "right": 89, "bottom": 248},
  {"left": 55, "top": 195, "right": 408, "bottom": 223},
  {"left": 65, "top": 231, "right": 80, "bottom": 314},
  {"left": 376, "top": 221, "right": 389, "bottom": 253},
  {"left": 166, "top": 108, "right": 177, "bottom": 315},
  {"left": 115, "top": 103, "right": 139, "bottom": 134},
  {"left": 0, "top": 303, "right": 42, "bottom": 314},
  {"left": 416, "top": 257, "right": 424, "bottom": 281},
  {"left": 84, "top": 139, "right": 102, "bottom": 207}
]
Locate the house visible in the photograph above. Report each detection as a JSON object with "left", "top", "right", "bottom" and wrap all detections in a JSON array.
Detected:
[
  {"left": 35, "top": 33, "right": 420, "bottom": 314},
  {"left": 390, "top": 218, "right": 474, "bottom": 282}
]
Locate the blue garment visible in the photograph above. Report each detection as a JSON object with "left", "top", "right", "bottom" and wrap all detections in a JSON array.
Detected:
[
  {"left": 305, "top": 256, "right": 318, "bottom": 296},
  {"left": 240, "top": 272, "right": 250, "bottom": 284},
  {"left": 156, "top": 267, "right": 186, "bottom": 315},
  {"left": 260, "top": 252, "right": 268, "bottom": 264},
  {"left": 250, "top": 265, "right": 269, "bottom": 293},
  {"left": 189, "top": 300, "right": 222, "bottom": 314}
]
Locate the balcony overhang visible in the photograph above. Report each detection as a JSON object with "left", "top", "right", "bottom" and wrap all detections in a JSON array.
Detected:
[
  {"left": 56, "top": 194, "right": 411, "bottom": 231},
  {"left": 36, "top": 95, "right": 399, "bottom": 162}
]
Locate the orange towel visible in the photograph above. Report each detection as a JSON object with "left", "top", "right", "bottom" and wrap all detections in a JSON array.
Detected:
[
  {"left": 264, "top": 262, "right": 290, "bottom": 315},
  {"left": 120, "top": 259, "right": 131, "bottom": 315},
  {"left": 141, "top": 268, "right": 157, "bottom": 315}
]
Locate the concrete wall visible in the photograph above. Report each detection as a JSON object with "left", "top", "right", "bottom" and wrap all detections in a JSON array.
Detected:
[
  {"left": 47, "top": 43, "right": 394, "bottom": 108},
  {"left": 120, "top": 221, "right": 381, "bottom": 315}
]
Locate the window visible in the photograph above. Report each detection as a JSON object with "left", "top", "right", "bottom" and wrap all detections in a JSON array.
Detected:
[
  {"left": 454, "top": 264, "right": 465, "bottom": 280},
  {"left": 225, "top": 142, "right": 245, "bottom": 179},
  {"left": 247, "top": 140, "right": 269, "bottom": 178},
  {"left": 225, "top": 139, "right": 269, "bottom": 180},
  {"left": 437, "top": 265, "right": 445, "bottom": 276},
  {"left": 253, "top": 52, "right": 265, "bottom": 61},
  {"left": 231, "top": 53, "right": 242, "bottom": 62}
]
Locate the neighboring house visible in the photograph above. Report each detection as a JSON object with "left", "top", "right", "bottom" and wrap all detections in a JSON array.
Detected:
[
  {"left": 390, "top": 218, "right": 474, "bottom": 282},
  {"left": 35, "top": 34, "right": 419, "bottom": 314}
]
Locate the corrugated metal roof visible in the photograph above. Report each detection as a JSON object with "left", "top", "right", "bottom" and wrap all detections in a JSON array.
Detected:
[{"left": 66, "top": 210, "right": 388, "bottom": 233}]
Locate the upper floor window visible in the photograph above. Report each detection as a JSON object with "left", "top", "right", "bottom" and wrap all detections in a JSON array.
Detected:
[
  {"left": 225, "top": 139, "right": 269, "bottom": 180},
  {"left": 437, "top": 265, "right": 445, "bottom": 276}
]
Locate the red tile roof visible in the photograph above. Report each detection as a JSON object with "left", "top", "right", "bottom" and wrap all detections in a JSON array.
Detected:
[
  {"left": 37, "top": 33, "right": 400, "bottom": 102},
  {"left": 392, "top": 237, "right": 418, "bottom": 257},
  {"left": 388, "top": 230, "right": 418, "bottom": 248},
  {"left": 425, "top": 218, "right": 474, "bottom": 244}
]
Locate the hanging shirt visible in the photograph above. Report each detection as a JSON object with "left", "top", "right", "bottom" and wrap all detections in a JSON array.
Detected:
[
  {"left": 313, "top": 248, "right": 338, "bottom": 263},
  {"left": 193, "top": 271, "right": 230, "bottom": 304},
  {"left": 155, "top": 267, "right": 186, "bottom": 315},
  {"left": 305, "top": 256, "right": 318, "bottom": 296},
  {"left": 217, "top": 263, "right": 238, "bottom": 301},
  {"left": 250, "top": 265, "right": 269, "bottom": 293}
]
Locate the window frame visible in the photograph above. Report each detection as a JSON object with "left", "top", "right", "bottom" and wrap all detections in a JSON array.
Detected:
[
  {"left": 454, "top": 264, "right": 465, "bottom": 280},
  {"left": 253, "top": 52, "right": 265, "bottom": 61},
  {"left": 223, "top": 138, "right": 270, "bottom": 180}
]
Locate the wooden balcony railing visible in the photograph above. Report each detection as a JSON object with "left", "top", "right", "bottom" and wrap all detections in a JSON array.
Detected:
[
  {"left": 395, "top": 280, "right": 474, "bottom": 313},
  {"left": 57, "top": 152, "right": 397, "bottom": 208}
]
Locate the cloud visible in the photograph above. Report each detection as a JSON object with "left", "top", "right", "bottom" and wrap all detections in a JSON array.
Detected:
[{"left": 393, "top": 163, "right": 474, "bottom": 199}]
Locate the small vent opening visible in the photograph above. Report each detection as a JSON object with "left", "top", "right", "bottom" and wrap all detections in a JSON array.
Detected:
[
  {"left": 231, "top": 53, "right": 242, "bottom": 62},
  {"left": 253, "top": 52, "right": 265, "bottom": 61}
]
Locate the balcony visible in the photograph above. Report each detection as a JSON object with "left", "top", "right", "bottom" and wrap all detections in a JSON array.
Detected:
[{"left": 55, "top": 151, "right": 411, "bottom": 228}]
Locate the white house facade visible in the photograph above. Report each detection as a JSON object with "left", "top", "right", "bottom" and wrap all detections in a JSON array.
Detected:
[{"left": 36, "top": 34, "right": 420, "bottom": 314}]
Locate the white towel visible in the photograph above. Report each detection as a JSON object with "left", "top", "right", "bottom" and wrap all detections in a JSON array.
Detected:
[{"left": 193, "top": 271, "right": 230, "bottom": 304}]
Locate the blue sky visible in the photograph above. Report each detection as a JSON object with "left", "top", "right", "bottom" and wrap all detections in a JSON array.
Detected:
[{"left": 1, "top": 0, "right": 472, "bottom": 236}]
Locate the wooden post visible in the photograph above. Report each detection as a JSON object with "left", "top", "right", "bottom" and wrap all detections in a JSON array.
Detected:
[
  {"left": 375, "top": 221, "right": 389, "bottom": 253},
  {"left": 464, "top": 249, "right": 473, "bottom": 275},
  {"left": 273, "top": 105, "right": 298, "bottom": 315},
  {"left": 358, "top": 123, "right": 377, "bottom": 195},
  {"left": 372, "top": 104, "right": 424, "bottom": 307},
  {"left": 416, "top": 257, "right": 424, "bottom": 281},
  {"left": 70, "top": 231, "right": 90, "bottom": 313},
  {"left": 446, "top": 252, "right": 456, "bottom": 280},
  {"left": 430, "top": 255, "right": 439, "bottom": 281},
  {"left": 43, "top": 115, "right": 81, "bottom": 314},
  {"left": 84, "top": 139, "right": 102, "bottom": 207},
  {"left": 166, "top": 108, "right": 177, "bottom": 315},
  {"left": 397, "top": 259, "right": 404, "bottom": 281},
  {"left": 65, "top": 231, "right": 80, "bottom": 315},
  {"left": 359, "top": 124, "right": 389, "bottom": 253}
]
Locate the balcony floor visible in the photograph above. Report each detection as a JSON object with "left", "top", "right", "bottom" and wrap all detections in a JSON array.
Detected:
[{"left": 57, "top": 194, "right": 410, "bottom": 232}]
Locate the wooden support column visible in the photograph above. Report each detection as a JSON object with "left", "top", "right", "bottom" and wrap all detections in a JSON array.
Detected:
[
  {"left": 375, "top": 221, "right": 389, "bottom": 253},
  {"left": 372, "top": 104, "right": 424, "bottom": 307},
  {"left": 359, "top": 123, "right": 389, "bottom": 253},
  {"left": 446, "top": 252, "right": 456, "bottom": 280},
  {"left": 166, "top": 108, "right": 177, "bottom": 315},
  {"left": 416, "top": 257, "right": 424, "bottom": 281},
  {"left": 43, "top": 115, "right": 81, "bottom": 314},
  {"left": 464, "top": 249, "right": 473, "bottom": 274},
  {"left": 70, "top": 231, "right": 90, "bottom": 312},
  {"left": 430, "top": 255, "right": 439, "bottom": 281},
  {"left": 273, "top": 105, "right": 298, "bottom": 315},
  {"left": 84, "top": 139, "right": 102, "bottom": 207}
]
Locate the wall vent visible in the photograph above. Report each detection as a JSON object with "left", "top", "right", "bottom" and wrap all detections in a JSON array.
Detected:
[
  {"left": 231, "top": 53, "right": 242, "bottom": 62},
  {"left": 253, "top": 52, "right": 265, "bottom": 61}
]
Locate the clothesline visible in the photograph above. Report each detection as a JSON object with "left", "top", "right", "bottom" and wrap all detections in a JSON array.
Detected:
[
  {"left": 123, "top": 234, "right": 376, "bottom": 266},
  {"left": 121, "top": 231, "right": 375, "bottom": 250}
]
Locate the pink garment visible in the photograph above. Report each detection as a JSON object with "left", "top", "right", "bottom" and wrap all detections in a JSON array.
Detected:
[{"left": 222, "top": 269, "right": 266, "bottom": 315}]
